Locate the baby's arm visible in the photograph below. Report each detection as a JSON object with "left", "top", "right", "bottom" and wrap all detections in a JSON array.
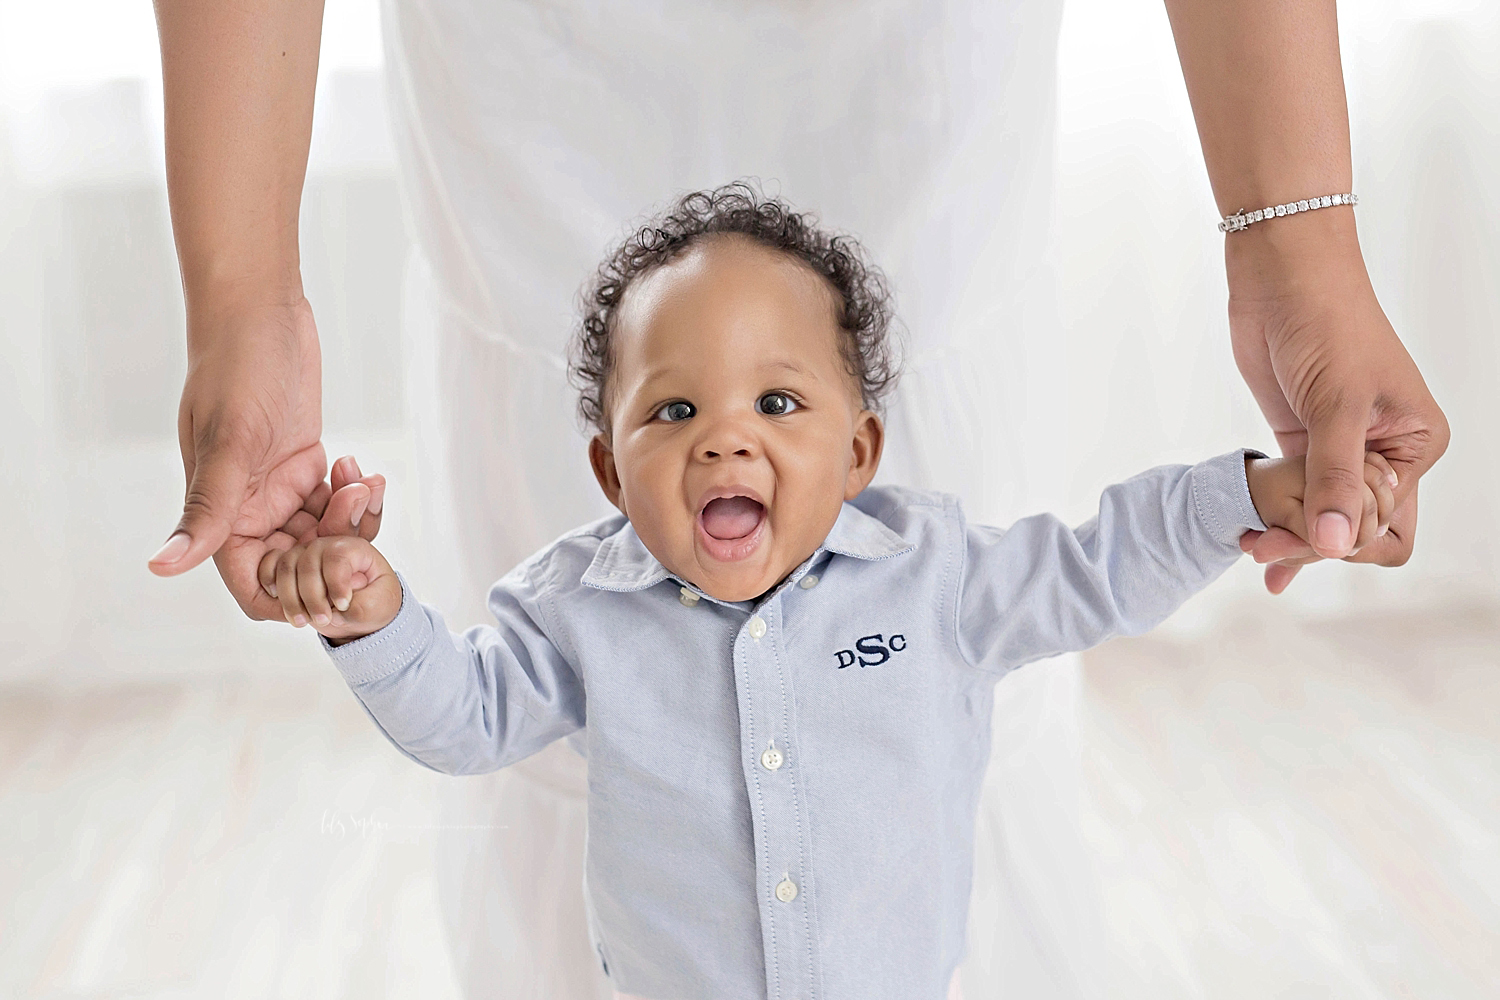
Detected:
[
  {"left": 957, "top": 450, "right": 1267, "bottom": 674},
  {"left": 260, "top": 538, "right": 584, "bottom": 775},
  {"left": 956, "top": 449, "right": 1398, "bottom": 676}
]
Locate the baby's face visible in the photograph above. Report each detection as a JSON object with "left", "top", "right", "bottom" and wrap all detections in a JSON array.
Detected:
[{"left": 589, "top": 236, "right": 883, "bottom": 602}]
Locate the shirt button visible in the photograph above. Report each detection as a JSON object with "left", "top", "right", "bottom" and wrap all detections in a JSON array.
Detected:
[
  {"left": 748, "top": 616, "right": 767, "bottom": 639},
  {"left": 775, "top": 877, "right": 798, "bottom": 903},
  {"left": 679, "top": 586, "right": 699, "bottom": 607},
  {"left": 799, "top": 574, "right": 819, "bottom": 589},
  {"left": 760, "top": 741, "right": 783, "bottom": 771}
]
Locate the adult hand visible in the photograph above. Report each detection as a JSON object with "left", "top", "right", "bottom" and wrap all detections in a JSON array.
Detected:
[
  {"left": 254, "top": 453, "right": 389, "bottom": 616},
  {"left": 1225, "top": 215, "right": 1448, "bottom": 593},
  {"left": 271, "top": 454, "right": 387, "bottom": 550},
  {"left": 146, "top": 298, "right": 385, "bottom": 621}
]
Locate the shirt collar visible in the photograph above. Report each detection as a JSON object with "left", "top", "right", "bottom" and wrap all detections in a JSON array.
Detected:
[{"left": 579, "top": 498, "right": 916, "bottom": 593}]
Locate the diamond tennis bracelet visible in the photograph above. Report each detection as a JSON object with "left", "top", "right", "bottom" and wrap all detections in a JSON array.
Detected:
[{"left": 1217, "top": 192, "right": 1358, "bottom": 234}]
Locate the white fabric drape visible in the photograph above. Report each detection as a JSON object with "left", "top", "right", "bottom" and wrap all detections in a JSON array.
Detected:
[{"left": 381, "top": 0, "right": 1102, "bottom": 996}]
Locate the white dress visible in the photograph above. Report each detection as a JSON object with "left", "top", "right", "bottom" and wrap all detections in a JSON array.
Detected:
[{"left": 380, "top": 0, "right": 1101, "bottom": 995}]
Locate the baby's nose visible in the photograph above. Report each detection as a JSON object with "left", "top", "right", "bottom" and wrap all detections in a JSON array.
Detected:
[
  {"left": 700, "top": 441, "right": 755, "bottom": 460},
  {"left": 697, "top": 416, "right": 759, "bottom": 461}
]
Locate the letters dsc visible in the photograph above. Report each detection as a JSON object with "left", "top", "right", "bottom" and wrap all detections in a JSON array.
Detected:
[{"left": 834, "top": 633, "right": 907, "bottom": 669}]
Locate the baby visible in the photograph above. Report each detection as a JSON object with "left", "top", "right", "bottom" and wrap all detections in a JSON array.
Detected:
[{"left": 263, "top": 183, "right": 1395, "bottom": 1000}]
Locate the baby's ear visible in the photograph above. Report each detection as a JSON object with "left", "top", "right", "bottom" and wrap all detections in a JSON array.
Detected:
[
  {"left": 844, "top": 411, "right": 884, "bottom": 500},
  {"left": 589, "top": 433, "right": 626, "bottom": 512}
]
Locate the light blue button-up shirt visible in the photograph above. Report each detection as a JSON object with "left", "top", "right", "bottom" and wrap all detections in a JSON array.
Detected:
[{"left": 323, "top": 448, "right": 1266, "bottom": 1000}]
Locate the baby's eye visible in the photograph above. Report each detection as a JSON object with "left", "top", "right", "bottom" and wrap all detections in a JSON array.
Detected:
[
  {"left": 656, "top": 400, "right": 696, "bottom": 422},
  {"left": 756, "top": 392, "right": 799, "bottom": 416}
]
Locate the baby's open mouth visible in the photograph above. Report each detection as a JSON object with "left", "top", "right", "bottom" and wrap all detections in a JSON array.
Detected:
[{"left": 701, "top": 496, "right": 765, "bottom": 541}]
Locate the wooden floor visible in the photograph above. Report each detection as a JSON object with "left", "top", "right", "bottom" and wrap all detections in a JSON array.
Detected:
[
  {"left": 1078, "top": 607, "right": 1500, "bottom": 998},
  {"left": 3, "top": 606, "right": 1497, "bottom": 999}
]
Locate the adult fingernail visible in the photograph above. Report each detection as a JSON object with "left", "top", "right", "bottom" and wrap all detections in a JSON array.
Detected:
[
  {"left": 265, "top": 582, "right": 278, "bottom": 599},
  {"left": 1314, "top": 512, "right": 1353, "bottom": 555},
  {"left": 334, "top": 596, "right": 350, "bottom": 612},
  {"left": 150, "top": 532, "right": 190, "bottom": 564},
  {"left": 313, "top": 613, "right": 330, "bottom": 626},
  {"left": 1387, "top": 470, "right": 1398, "bottom": 489},
  {"left": 1377, "top": 522, "right": 1389, "bottom": 537},
  {"left": 292, "top": 614, "right": 307, "bottom": 627},
  {"left": 368, "top": 491, "right": 383, "bottom": 516}
]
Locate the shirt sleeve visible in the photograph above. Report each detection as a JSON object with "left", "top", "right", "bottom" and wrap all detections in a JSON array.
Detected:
[
  {"left": 955, "top": 448, "right": 1268, "bottom": 675},
  {"left": 318, "top": 561, "right": 585, "bottom": 776}
]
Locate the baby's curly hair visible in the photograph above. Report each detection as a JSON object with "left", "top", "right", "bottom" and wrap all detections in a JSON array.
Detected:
[{"left": 569, "top": 180, "right": 900, "bottom": 435}]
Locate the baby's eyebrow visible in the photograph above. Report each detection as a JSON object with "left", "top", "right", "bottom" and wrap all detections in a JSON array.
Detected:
[
  {"left": 758, "top": 360, "right": 816, "bottom": 380},
  {"left": 634, "top": 358, "right": 817, "bottom": 389}
]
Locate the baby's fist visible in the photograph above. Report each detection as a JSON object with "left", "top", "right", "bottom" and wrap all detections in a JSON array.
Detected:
[
  {"left": 258, "top": 536, "right": 402, "bottom": 645},
  {"left": 1244, "top": 451, "right": 1398, "bottom": 575}
]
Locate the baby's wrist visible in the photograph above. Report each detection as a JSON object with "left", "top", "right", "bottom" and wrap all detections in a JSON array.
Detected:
[
  {"left": 1244, "top": 455, "right": 1267, "bottom": 524},
  {"left": 317, "top": 574, "right": 403, "bottom": 646},
  {"left": 321, "top": 600, "right": 400, "bottom": 646},
  {"left": 1243, "top": 454, "right": 1308, "bottom": 539},
  {"left": 319, "top": 599, "right": 401, "bottom": 648}
]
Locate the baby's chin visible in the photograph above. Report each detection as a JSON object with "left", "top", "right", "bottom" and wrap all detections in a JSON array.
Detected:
[
  {"left": 676, "top": 543, "right": 787, "bottom": 602},
  {"left": 692, "top": 566, "right": 789, "bottom": 603},
  {"left": 677, "top": 534, "right": 797, "bottom": 603}
]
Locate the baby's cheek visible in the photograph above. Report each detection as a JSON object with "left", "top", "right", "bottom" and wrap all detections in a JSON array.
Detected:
[{"left": 622, "top": 488, "right": 694, "bottom": 571}]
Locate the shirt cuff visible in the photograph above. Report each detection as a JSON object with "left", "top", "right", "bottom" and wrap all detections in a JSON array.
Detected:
[
  {"left": 1190, "top": 448, "right": 1270, "bottom": 547},
  {"left": 318, "top": 573, "right": 435, "bottom": 686}
]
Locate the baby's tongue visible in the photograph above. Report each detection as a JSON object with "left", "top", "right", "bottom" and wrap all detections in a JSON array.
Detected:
[{"left": 702, "top": 496, "right": 764, "bottom": 540}]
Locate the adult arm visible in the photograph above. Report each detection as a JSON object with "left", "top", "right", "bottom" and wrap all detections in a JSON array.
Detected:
[
  {"left": 1164, "top": 0, "right": 1449, "bottom": 592},
  {"left": 148, "top": 0, "right": 381, "bottom": 619}
]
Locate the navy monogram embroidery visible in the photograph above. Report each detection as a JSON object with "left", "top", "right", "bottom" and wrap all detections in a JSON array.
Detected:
[{"left": 835, "top": 633, "right": 907, "bottom": 668}]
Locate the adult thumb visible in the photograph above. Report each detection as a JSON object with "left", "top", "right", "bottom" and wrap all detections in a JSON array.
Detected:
[
  {"left": 148, "top": 451, "right": 245, "bottom": 575},
  {"left": 1302, "top": 406, "right": 1370, "bottom": 559}
]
